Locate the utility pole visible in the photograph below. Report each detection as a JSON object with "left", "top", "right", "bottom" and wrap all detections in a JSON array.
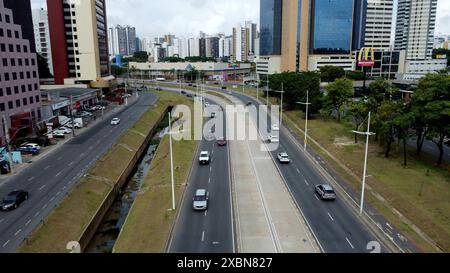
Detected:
[
  {"left": 2, "top": 115, "right": 14, "bottom": 174},
  {"left": 70, "top": 95, "right": 76, "bottom": 138},
  {"left": 297, "top": 90, "right": 311, "bottom": 151},
  {"left": 168, "top": 111, "right": 176, "bottom": 211},
  {"left": 353, "top": 112, "right": 375, "bottom": 215},
  {"left": 266, "top": 74, "right": 269, "bottom": 106}
]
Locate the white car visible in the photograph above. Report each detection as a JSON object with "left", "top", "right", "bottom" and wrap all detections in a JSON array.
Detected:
[
  {"left": 272, "top": 124, "right": 280, "bottom": 131},
  {"left": 59, "top": 127, "right": 72, "bottom": 134},
  {"left": 192, "top": 189, "right": 208, "bottom": 211},
  {"left": 52, "top": 131, "right": 65, "bottom": 138},
  {"left": 199, "top": 151, "right": 210, "bottom": 165},
  {"left": 20, "top": 143, "right": 41, "bottom": 151},
  {"left": 277, "top": 153, "right": 291, "bottom": 164},
  {"left": 111, "top": 118, "right": 121, "bottom": 125},
  {"left": 268, "top": 134, "right": 279, "bottom": 143}
]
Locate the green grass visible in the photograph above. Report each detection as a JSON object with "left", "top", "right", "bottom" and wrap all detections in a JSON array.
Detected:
[
  {"left": 113, "top": 96, "right": 198, "bottom": 253},
  {"left": 283, "top": 110, "right": 450, "bottom": 252},
  {"left": 19, "top": 91, "right": 192, "bottom": 253}
]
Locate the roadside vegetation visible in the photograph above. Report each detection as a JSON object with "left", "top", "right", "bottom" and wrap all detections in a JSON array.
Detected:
[
  {"left": 242, "top": 70, "right": 450, "bottom": 252},
  {"left": 19, "top": 91, "right": 191, "bottom": 252}
]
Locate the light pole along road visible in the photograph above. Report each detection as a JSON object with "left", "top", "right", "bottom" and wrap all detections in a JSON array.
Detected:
[{"left": 297, "top": 90, "right": 311, "bottom": 151}]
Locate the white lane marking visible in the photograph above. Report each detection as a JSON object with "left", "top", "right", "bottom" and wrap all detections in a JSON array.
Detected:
[
  {"left": 25, "top": 219, "right": 31, "bottom": 226},
  {"left": 80, "top": 153, "right": 85, "bottom": 158},
  {"left": 2, "top": 240, "right": 10, "bottom": 248},
  {"left": 327, "top": 213, "right": 335, "bottom": 222},
  {"left": 55, "top": 171, "right": 63, "bottom": 177},
  {"left": 28, "top": 176, "right": 35, "bottom": 182},
  {"left": 68, "top": 161, "right": 74, "bottom": 166},
  {"left": 304, "top": 179, "right": 310, "bottom": 186},
  {"left": 346, "top": 237, "right": 355, "bottom": 249},
  {"left": 314, "top": 195, "right": 320, "bottom": 201},
  {"left": 34, "top": 212, "right": 40, "bottom": 217},
  {"left": 201, "top": 231, "right": 205, "bottom": 242},
  {"left": 50, "top": 197, "right": 55, "bottom": 202},
  {"left": 296, "top": 168, "right": 301, "bottom": 174},
  {"left": 44, "top": 165, "right": 51, "bottom": 170},
  {"left": 39, "top": 185, "right": 46, "bottom": 191},
  {"left": 57, "top": 157, "right": 62, "bottom": 160},
  {"left": 0, "top": 219, "right": 4, "bottom": 224},
  {"left": 56, "top": 191, "right": 61, "bottom": 196},
  {"left": 89, "top": 146, "right": 93, "bottom": 150},
  {"left": 14, "top": 229, "right": 21, "bottom": 236},
  {"left": 43, "top": 204, "right": 48, "bottom": 210},
  {"left": 204, "top": 210, "right": 207, "bottom": 217},
  {"left": 209, "top": 166, "right": 212, "bottom": 172}
]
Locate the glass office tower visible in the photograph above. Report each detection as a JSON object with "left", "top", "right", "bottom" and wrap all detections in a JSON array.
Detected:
[
  {"left": 260, "top": 0, "right": 282, "bottom": 56},
  {"left": 310, "top": 0, "right": 365, "bottom": 54}
]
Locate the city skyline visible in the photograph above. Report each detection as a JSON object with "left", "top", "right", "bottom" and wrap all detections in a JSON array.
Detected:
[{"left": 30, "top": 0, "right": 450, "bottom": 38}]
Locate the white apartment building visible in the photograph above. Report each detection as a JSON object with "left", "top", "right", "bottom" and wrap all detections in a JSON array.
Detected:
[
  {"left": 188, "top": 37, "right": 200, "bottom": 57},
  {"left": 394, "top": 0, "right": 437, "bottom": 60},
  {"left": 219, "top": 36, "right": 232, "bottom": 58},
  {"left": 364, "top": 0, "right": 394, "bottom": 51},
  {"left": 32, "top": 8, "right": 53, "bottom": 74},
  {"left": 233, "top": 24, "right": 249, "bottom": 62}
]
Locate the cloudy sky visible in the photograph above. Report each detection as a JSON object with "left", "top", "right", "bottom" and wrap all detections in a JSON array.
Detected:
[{"left": 31, "top": 0, "right": 449, "bottom": 38}]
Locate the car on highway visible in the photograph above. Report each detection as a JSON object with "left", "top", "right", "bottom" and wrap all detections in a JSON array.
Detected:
[
  {"left": 228, "top": 91, "right": 233, "bottom": 95},
  {"left": 111, "top": 118, "right": 121, "bottom": 125},
  {"left": 221, "top": 86, "right": 227, "bottom": 90},
  {"left": 199, "top": 151, "right": 210, "bottom": 165},
  {"left": 246, "top": 102, "right": 253, "bottom": 106},
  {"left": 268, "top": 134, "right": 279, "bottom": 143},
  {"left": 0, "top": 190, "right": 29, "bottom": 211},
  {"left": 315, "top": 184, "right": 337, "bottom": 201},
  {"left": 272, "top": 124, "right": 280, "bottom": 131},
  {"left": 217, "top": 137, "right": 227, "bottom": 146},
  {"left": 15, "top": 143, "right": 41, "bottom": 155},
  {"left": 192, "top": 189, "right": 208, "bottom": 211},
  {"left": 181, "top": 91, "right": 187, "bottom": 95},
  {"left": 277, "top": 153, "right": 291, "bottom": 164},
  {"left": 210, "top": 112, "right": 216, "bottom": 118}
]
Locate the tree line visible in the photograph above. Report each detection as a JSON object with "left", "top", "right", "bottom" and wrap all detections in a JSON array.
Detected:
[{"left": 264, "top": 70, "right": 450, "bottom": 166}]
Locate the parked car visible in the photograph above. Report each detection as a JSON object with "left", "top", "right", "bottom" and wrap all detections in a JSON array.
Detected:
[
  {"left": 192, "top": 189, "right": 208, "bottom": 211},
  {"left": 0, "top": 190, "right": 29, "bottom": 211},
  {"left": 81, "top": 111, "right": 93, "bottom": 117},
  {"left": 277, "top": 153, "right": 291, "bottom": 164},
  {"left": 93, "top": 105, "right": 106, "bottom": 111},
  {"left": 221, "top": 86, "right": 227, "bottom": 90},
  {"left": 315, "top": 184, "right": 337, "bottom": 200},
  {"left": 111, "top": 118, "right": 121, "bottom": 125},
  {"left": 217, "top": 137, "right": 227, "bottom": 146},
  {"left": 268, "top": 134, "right": 279, "bottom": 143},
  {"left": 14, "top": 136, "right": 50, "bottom": 147},
  {"left": 59, "top": 127, "right": 73, "bottom": 134},
  {"left": 15, "top": 143, "right": 40, "bottom": 155},
  {"left": 199, "top": 151, "right": 210, "bottom": 165},
  {"left": 53, "top": 131, "right": 65, "bottom": 138}
]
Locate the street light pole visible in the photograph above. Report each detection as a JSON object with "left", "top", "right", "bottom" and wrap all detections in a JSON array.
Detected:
[
  {"left": 297, "top": 90, "right": 311, "bottom": 151},
  {"left": 353, "top": 112, "right": 375, "bottom": 215},
  {"left": 266, "top": 74, "right": 269, "bottom": 106},
  {"left": 168, "top": 111, "right": 176, "bottom": 211}
]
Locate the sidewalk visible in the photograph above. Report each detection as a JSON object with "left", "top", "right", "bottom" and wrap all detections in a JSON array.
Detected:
[{"left": 0, "top": 93, "right": 140, "bottom": 184}]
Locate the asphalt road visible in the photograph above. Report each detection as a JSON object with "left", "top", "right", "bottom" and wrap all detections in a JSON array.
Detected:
[
  {"left": 0, "top": 92, "right": 158, "bottom": 253},
  {"left": 167, "top": 94, "right": 234, "bottom": 253}
]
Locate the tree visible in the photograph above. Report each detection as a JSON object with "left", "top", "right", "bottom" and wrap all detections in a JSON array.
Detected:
[
  {"left": 412, "top": 74, "right": 450, "bottom": 165},
  {"left": 36, "top": 53, "right": 53, "bottom": 79},
  {"left": 347, "top": 100, "right": 369, "bottom": 143},
  {"left": 377, "top": 100, "right": 403, "bottom": 158},
  {"left": 162, "top": 56, "right": 185, "bottom": 62},
  {"left": 393, "top": 107, "right": 413, "bottom": 166},
  {"left": 346, "top": 70, "right": 365, "bottom": 81},
  {"left": 367, "top": 80, "right": 396, "bottom": 140},
  {"left": 111, "top": 65, "right": 127, "bottom": 77},
  {"left": 320, "top": 66, "right": 345, "bottom": 83},
  {"left": 323, "top": 78, "right": 353, "bottom": 122}
]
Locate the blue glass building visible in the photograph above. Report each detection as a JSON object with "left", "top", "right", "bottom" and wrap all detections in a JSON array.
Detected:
[
  {"left": 259, "top": 0, "right": 283, "bottom": 56},
  {"left": 310, "top": 0, "right": 366, "bottom": 54}
]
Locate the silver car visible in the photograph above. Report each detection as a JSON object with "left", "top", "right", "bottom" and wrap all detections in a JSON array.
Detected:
[
  {"left": 315, "top": 184, "right": 337, "bottom": 200},
  {"left": 193, "top": 189, "right": 208, "bottom": 211}
]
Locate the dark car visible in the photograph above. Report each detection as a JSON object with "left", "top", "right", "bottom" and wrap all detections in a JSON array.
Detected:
[
  {"left": 0, "top": 190, "right": 29, "bottom": 211},
  {"left": 186, "top": 94, "right": 193, "bottom": 98},
  {"left": 217, "top": 137, "right": 227, "bottom": 146},
  {"left": 155, "top": 87, "right": 162, "bottom": 91},
  {"left": 246, "top": 102, "right": 253, "bottom": 106},
  {"left": 188, "top": 83, "right": 193, "bottom": 87},
  {"left": 181, "top": 91, "right": 187, "bottom": 95},
  {"left": 221, "top": 86, "right": 227, "bottom": 90},
  {"left": 15, "top": 146, "right": 40, "bottom": 155},
  {"left": 315, "top": 184, "right": 337, "bottom": 200}
]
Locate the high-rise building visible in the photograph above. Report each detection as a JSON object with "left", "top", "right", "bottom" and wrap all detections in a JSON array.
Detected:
[
  {"left": 126, "top": 26, "right": 136, "bottom": 55},
  {"left": 135, "top": 37, "right": 141, "bottom": 52},
  {"left": 205, "top": 37, "right": 220, "bottom": 58},
  {"left": 232, "top": 24, "right": 250, "bottom": 62},
  {"left": 259, "top": 0, "right": 367, "bottom": 73},
  {"left": 364, "top": 0, "right": 394, "bottom": 51},
  {"left": 199, "top": 38, "right": 206, "bottom": 57},
  {"left": 47, "top": 0, "right": 110, "bottom": 84},
  {"left": 108, "top": 25, "right": 137, "bottom": 57},
  {"left": 188, "top": 38, "right": 200, "bottom": 57},
  {"left": 32, "top": 8, "right": 53, "bottom": 75},
  {"left": 219, "top": 36, "right": 232, "bottom": 58},
  {"left": 3, "top": 0, "right": 36, "bottom": 53},
  {"left": 0, "top": 0, "right": 42, "bottom": 145},
  {"left": 394, "top": 0, "right": 437, "bottom": 60},
  {"left": 245, "top": 21, "right": 258, "bottom": 56}
]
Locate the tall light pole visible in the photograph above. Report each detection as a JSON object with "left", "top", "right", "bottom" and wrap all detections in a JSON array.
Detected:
[
  {"left": 266, "top": 74, "right": 269, "bottom": 106},
  {"left": 168, "top": 111, "right": 176, "bottom": 211},
  {"left": 353, "top": 112, "right": 375, "bottom": 215},
  {"left": 272, "top": 84, "right": 285, "bottom": 126},
  {"left": 297, "top": 90, "right": 311, "bottom": 151}
]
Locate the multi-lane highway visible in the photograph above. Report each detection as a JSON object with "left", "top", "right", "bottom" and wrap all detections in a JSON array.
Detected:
[
  {"left": 0, "top": 92, "right": 158, "bottom": 253},
  {"left": 168, "top": 100, "right": 234, "bottom": 253}
]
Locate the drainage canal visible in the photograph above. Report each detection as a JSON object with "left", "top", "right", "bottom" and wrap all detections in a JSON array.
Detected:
[{"left": 85, "top": 112, "right": 170, "bottom": 253}]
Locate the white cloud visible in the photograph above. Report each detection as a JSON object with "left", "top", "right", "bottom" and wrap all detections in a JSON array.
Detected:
[{"left": 31, "top": 0, "right": 449, "bottom": 37}]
